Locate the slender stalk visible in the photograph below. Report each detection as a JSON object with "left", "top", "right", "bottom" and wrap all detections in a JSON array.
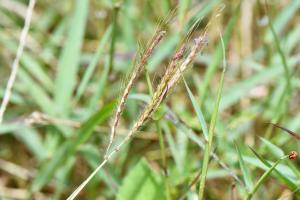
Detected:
[
  {"left": 198, "top": 31, "right": 226, "bottom": 199},
  {"left": 198, "top": 71, "right": 224, "bottom": 199},
  {"left": 0, "top": 0, "right": 36, "bottom": 124}
]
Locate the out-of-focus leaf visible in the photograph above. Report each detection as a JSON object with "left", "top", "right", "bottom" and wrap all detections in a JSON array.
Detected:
[
  {"left": 30, "top": 101, "right": 115, "bottom": 192},
  {"left": 260, "top": 137, "right": 284, "bottom": 158},
  {"left": 54, "top": 0, "right": 88, "bottom": 115},
  {"left": 116, "top": 159, "right": 166, "bottom": 200},
  {"left": 235, "top": 144, "right": 253, "bottom": 191}
]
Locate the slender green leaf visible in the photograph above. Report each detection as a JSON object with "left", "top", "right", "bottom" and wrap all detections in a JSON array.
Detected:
[
  {"left": 247, "top": 154, "right": 288, "bottom": 200},
  {"left": 247, "top": 147, "right": 299, "bottom": 197},
  {"left": 235, "top": 144, "right": 253, "bottom": 192},
  {"left": 184, "top": 78, "right": 208, "bottom": 140},
  {"left": 76, "top": 26, "right": 112, "bottom": 101},
  {"left": 200, "top": 8, "right": 239, "bottom": 102},
  {"left": 54, "top": 0, "right": 89, "bottom": 114},
  {"left": 198, "top": 18, "right": 228, "bottom": 199},
  {"left": 260, "top": 137, "right": 284, "bottom": 158}
]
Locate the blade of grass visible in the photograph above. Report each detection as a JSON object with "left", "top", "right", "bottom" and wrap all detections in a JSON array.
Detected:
[
  {"left": 269, "top": 22, "right": 291, "bottom": 94},
  {"left": 248, "top": 147, "right": 300, "bottom": 197},
  {"left": 108, "top": 4, "right": 120, "bottom": 73},
  {"left": 184, "top": 78, "right": 208, "bottom": 140},
  {"left": 198, "top": 31, "right": 226, "bottom": 200},
  {"left": 54, "top": 0, "right": 88, "bottom": 115},
  {"left": 200, "top": 6, "right": 239, "bottom": 103},
  {"left": 246, "top": 152, "right": 288, "bottom": 200},
  {"left": 235, "top": 143, "right": 253, "bottom": 192},
  {"left": 18, "top": 69, "right": 56, "bottom": 115},
  {"left": 260, "top": 137, "right": 284, "bottom": 158},
  {"left": 88, "top": 57, "right": 110, "bottom": 109},
  {"left": 264, "top": 0, "right": 300, "bottom": 41},
  {"left": 75, "top": 26, "right": 112, "bottom": 102}
]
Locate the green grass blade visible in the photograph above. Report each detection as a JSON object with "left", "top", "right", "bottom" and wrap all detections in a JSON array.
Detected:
[
  {"left": 108, "top": 4, "right": 120, "bottom": 73},
  {"left": 235, "top": 144, "right": 253, "bottom": 192},
  {"left": 116, "top": 159, "right": 166, "bottom": 200},
  {"left": 88, "top": 57, "right": 110, "bottom": 109},
  {"left": 248, "top": 147, "right": 299, "bottom": 196},
  {"left": 54, "top": 0, "right": 88, "bottom": 115},
  {"left": 183, "top": 78, "right": 208, "bottom": 140},
  {"left": 198, "top": 30, "right": 226, "bottom": 199},
  {"left": 246, "top": 154, "right": 288, "bottom": 200},
  {"left": 269, "top": 21, "right": 291, "bottom": 94},
  {"left": 265, "top": 0, "right": 300, "bottom": 41},
  {"left": 260, "top": 137, "right": 284, "bottom": 158},
  {"left": 200, "top": 7, "right": 239, "bottom": 102},
  {"left": 15, "top": 128, "right": 46, "bottom": 161},
  {"left": 75, "top": 26, "right": 112, "bottom": 101},
  {"left": 18, "top": 69, "right": 56, "bottom": 115}
]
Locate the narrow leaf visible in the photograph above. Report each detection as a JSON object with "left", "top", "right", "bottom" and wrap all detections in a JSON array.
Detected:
[
  {"left": 54, "top": 0, "right": 89, "bottom": 114},
  {"left": 184, "top": 78, "right": 208, "bottom": 140},
  {"left": 235, "top": 144, "right": 253, "bottom": 191}
]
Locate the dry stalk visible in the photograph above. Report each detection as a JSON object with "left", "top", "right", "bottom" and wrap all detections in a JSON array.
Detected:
[
  {"left": 0, "top": 0, "right": 36, "bottom": 124},
  {"left": 105, "top": 30, "right": 166, "bottom": 156},
  {"left": 8, "top": 111, "right": 157, "bottom": 140}
]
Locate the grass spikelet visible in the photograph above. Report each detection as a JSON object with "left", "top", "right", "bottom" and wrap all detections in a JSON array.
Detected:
[{"left": 105, "top": 30, "right": 166, "bottom": 156}]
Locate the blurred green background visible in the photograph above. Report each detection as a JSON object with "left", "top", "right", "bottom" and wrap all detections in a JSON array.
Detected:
[{"left": 0, "top": 0, "right": 300, "bottom": 199}]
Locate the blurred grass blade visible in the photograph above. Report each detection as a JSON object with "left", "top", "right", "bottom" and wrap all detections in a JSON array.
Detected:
[
  {"left": 200, "top": 6, "right": 239, "bottom": 102},
  {"left": 30, "top": 102, "right": 115, "bottom": 192},
  {"left": 183, "top": 0, "right": 219, "bottom": 33},
  {"left": 248, "top": 146, "right": 299, "bottom": 196},
  {"left": 247, "top": 148, "right": 288, "bottom": 200},
  {"left": 269, "top": 21, "right": 291, "bottom": 93},
  {"left": 75, "top": 26, "right": 112, "bottom": 101},
  {"left": 80, "top": 144, "right": 119, "bottom": 192},
  {"left": 116, "top": 159, "right": 165, "bottom": 200},
  {"left": 183, "top": 78, "right": 208, "bottom": 140},
  {"left": 54, "top": 0, "right": 88, "bottom": 115},
  {"left": 88, "top": 57, "right": 110, "bottom": 109},
  {"left": 18, "top": 69, "right": 56, "bottom": 115},
  {"left": 178, "top": 0, "right": 191, "bottom": 29},
  {"left": 198, "top": 30, "right": 226, "bottom": 200},
  {"left": 265, "top": 0, "right": 300, "bottom": 41},
  {"left": 53, "top": 157, "right": 76, "bottom": 199},
  {"left": 235, "top": 144, "right": 253, "bottom": 192},
  {"left": 15, "top": 128, "right": 46, "bottom": 161},
  {"left": 259, "top": 137, "right": 284, "bottom": 158},
  {"left": 220, "top": 56, "right": 298, "bottom": 111}
]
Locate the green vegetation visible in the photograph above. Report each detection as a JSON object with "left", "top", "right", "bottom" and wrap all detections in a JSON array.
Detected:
[{"left": 0, "top": 0, "right": 300, "bottom": 199}]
